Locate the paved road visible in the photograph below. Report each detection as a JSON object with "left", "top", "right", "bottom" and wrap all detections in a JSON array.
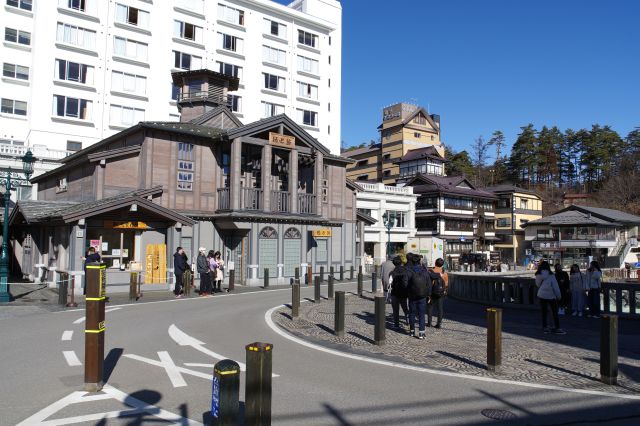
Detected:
[{"left": 2, "top": 282, "right": 640, "bottom": 425}]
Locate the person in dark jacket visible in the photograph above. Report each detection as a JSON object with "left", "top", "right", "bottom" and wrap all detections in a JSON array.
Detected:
[
  {"left": 406, "top": 254, "right": 432, "bottom": 339},
  {"left": 389, "top": 256, "right": 410, "bottom": 329},
  {"left": 554, "top": 263, "right": 570, "bottom": 315},
  {"left": 82, "top": 247, "right": 101, "bottom": 295},
  {"left": 196, "top": 247, "right": 210, "bottom": 296},
  {"left": 173, "top": 247, "right": 187, "bottom": 298}
]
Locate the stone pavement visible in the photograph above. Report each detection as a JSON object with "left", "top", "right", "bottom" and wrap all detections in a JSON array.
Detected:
[{"left": 273, "top": 292, "right": 640, "bottom": 396}]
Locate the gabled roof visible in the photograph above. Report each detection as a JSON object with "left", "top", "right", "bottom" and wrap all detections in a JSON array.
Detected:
[
  {"left": 567, "top": 205, "right": 640, "bottom": 226},
  {"left": 407, "top": 174, "right": 497, "bottom": 200},
  {"left": 395, "top": 146, "right": 446, "bottom": 163},
  {"left": 401, "top": 107, "right": 439, "bottom": 130},
  {"left": 523, "top": 210, "right": 619, "bottom": 227},
  {"left": 342, "top": 144, "right": 380, "bottom": 158},
  {"left": 189, "top": 105, "right": 243, "bottom": 128}
]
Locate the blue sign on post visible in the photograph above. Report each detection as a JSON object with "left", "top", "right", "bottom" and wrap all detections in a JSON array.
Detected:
[
  {"left": 211, "top": 376, "right": 220, "bottom": 418},
  {"left": 460, "top": 236, "right": 465, "bottom": 242}
]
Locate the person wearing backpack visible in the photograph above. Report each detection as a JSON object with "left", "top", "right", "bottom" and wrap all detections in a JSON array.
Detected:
[
  {"left": 407, "top": 254, "right": 431, "bottom": 339},
  {"left": 535, "top": 261, "right": 566, "bottom": 334},
  {"left": 389, "top": 256, "right": 410, "bottom": 330},
  {"left": 428, "top": 258, "right": 449, "bottom": 328}
]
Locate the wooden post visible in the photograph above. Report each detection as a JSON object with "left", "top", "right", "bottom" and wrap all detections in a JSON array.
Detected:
[
  {"left": 600, "top": 315, "right": 618, "bottom": 385},
  {"left": 487, "top": 308, "right": 502, "bottom": 372},
  {"left": 84, "top": 263, "right": 106, "bottom": 392}
]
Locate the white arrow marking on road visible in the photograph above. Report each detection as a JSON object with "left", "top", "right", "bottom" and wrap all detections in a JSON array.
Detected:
[
  {"left": 61, "top": 330, "right": 73, "bottom": 341},
  {"left": 157, "top": 351, "right": 188, "bottom": 388},
  {"left": 62, "top": 351, "right": 82, "bottom": 367}
]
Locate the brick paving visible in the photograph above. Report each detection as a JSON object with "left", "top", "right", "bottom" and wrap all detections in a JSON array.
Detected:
[{"left": 273, "top": 293, "right": 640, "bottom": 395}]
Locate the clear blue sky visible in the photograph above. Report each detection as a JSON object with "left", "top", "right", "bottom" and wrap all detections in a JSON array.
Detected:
[{"left": 277, "top": 0, "right": 640, "bottom": 157}]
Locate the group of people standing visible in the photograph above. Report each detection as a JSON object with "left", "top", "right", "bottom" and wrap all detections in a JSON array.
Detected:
[
  {"left": 382, "top": 254, "right": 449, "bottom": 339},
  {"left": 173, "top": 247, "right": 224, "bottom": 298}
]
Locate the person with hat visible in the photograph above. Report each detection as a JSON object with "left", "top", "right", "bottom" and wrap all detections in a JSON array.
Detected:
[{"left": 196, "top": 247, "right": 211, "bottom": 296}]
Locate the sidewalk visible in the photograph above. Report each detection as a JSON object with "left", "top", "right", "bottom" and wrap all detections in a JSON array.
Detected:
[{"left": 273, "top": 293, "right": 640, "bottom": 396}]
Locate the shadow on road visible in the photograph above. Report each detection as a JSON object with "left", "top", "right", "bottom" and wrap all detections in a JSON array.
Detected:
[{"left": 104, "top": 348, "right": 124, "bottom": 384}]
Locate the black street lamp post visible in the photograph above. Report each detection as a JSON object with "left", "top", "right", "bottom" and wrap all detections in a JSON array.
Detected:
[{"left": 382, "top": 211, "right": 396, "bottom": 260}]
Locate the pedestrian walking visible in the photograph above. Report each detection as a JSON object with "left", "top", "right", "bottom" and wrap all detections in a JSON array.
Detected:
[
  {"left": 569, "top": 264, "right": 587, "bottom": 316},
  {"left": 554, "top": 263, "right": 570, "bottom": 315},
  {"left": 389, "top": 256, "right": 410, "bottom": 330},
  {"left": 196, "top": 247, "right": 211, "bottom": 296},
  {"left": 535, "top": 261, "right": 565, "bottom": 334},
  {"left": 173, "top": 247, "right": 187, "bottom": 298},
  {"left": 407, "top": 254, "right": 431, "bottom": 339},
  {"left": 428, "top": 258, "right": 449, "bottom": 329},
  {"left": 381, "top": 257, "right": 395, "bottom": 294},
  {"left": 213, "top": 251, "right": 225, "bottom": 292},
  {"left": 586, "top": 260, "right": 602, "bottom": 318}
]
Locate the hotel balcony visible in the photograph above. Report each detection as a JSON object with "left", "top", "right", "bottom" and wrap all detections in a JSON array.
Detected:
[{"left": 217, "top": 187, "right": 317, "bottom": 215}]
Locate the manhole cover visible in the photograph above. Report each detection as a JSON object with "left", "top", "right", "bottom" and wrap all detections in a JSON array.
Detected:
[{"left": 481, "top": 409, "right": 517, "bottom": 421}]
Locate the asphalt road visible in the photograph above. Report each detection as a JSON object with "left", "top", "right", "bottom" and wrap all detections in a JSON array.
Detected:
[{"left": 2, "top": 282, "right": 640, "bottom": 425}]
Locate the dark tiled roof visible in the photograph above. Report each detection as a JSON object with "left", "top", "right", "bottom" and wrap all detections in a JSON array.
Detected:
[
  {"left": 525, "top": 210, "right": 619, "bottom": 227},
  {"left": 570, "top": 205, "right": 640, "bottom": 225},
  {"left": 142, "top": 122, "right": 225, "bottom": 139},
  {"left": 396, "top": 146, "right": 445, "bottom": 163},
  {"left": 410, "top": 174, "right": 497, "bottom": 200},
  {"left": 342, "top": 144, "right": 380, "bottom": 157},
  {"left": 189, "top": 105, "right": 243, "bottom": 127},
  {"left": 483, "top": 184, "right": 539, "bottom": 196},
  {"left": 13, "top": 200, "right": 79, "bottom": 222}
]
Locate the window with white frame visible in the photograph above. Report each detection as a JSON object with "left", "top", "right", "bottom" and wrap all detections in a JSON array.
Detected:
[
  {"left": 55, "top": 59, "right": 94, "bottom": 84},
  {"left": 67, "top": 141, "right": 82, "bottom": 151},
  {"left": 111, "top": 71, "right": 146, "bottom": 95},
  {"left": 5, "top": 27, "right": 31, "bottom": 46},
  {"left": 263, "top": 73, "right": 285, "bottom": 92},
  {"left": 7, "top": 0, "right": 32, "bottom": 11},
  {"left": 3, "top": 63, "right": 29, "bottom": 80},
  {"left": 173, "top": 51, "right": 202, "bottom": 70},
  {"left": 262, "top": 45, "right": 286, "bottom": 65},
  {"left": 58, "top": 0, "right": 96, "bottom": 13},
  {"left": 298, "top": 30, "right": 318, "bottom": 48},
  {"left": 52, "top": 95, "right": 92, "bottom": 120},
  {"left": 218, "top": 4, "right": 244, "bottom": 26},
  {"left": 263, "top": 19, "right": 286, "bottom": 38},
  {"left": 115, "top": 4, "right": 150, "bottom": 29},
  {"left": 177, "top": 142, "right": 194, "bottom": 191},
  {"left": 218, "top": 33, "right": 243, "bottom": 53},
  {"left": 56, "top": 23, "right": 96, "bottom": 49},
  {"left": 262, "top": 101, "right": 284, "bottom": 118},
  {"left": 113, "top": 37, "right": 148, "bottom": 61},
  {"left": 297, "top": 81, "right": 318, "bottom": 99},
  {"left": 217, "top": 61, "right": 242, "bottom": 80},
  {"left": 109, "top": 104, "right": 144, "bottom": 126},
  {"left": 227, "top": 94, "right": 242, "bottom": 113},
  {"left": 173, "top": 20, "right": 203, "bottom": 43},
  {"left": 296, "top": 109, "right": 317, "bottom": 127},
  {"left": 1, "top": 98, "right": 27, "bottom": 115},
  {"left": 297, "top": 55, "right": 319, "bottom": 75}
]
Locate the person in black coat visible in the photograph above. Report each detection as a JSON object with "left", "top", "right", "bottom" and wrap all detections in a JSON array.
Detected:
[
  {"left": 173, "top": 247, "right": 187, "bottom": 298},
  {"left": 554, "top": 263, "right": 570, "bottom": 315},
  {"left": 389, "top": 256, "right": 411, "bottom": 329}
]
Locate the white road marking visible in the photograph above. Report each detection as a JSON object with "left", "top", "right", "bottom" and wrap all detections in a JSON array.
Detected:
[
  {"left": 184, "top": 363, "right": 215, "bottom": 368},
  {"left": 61, "top": 330, "right": 73, "bottom": 341},
  {"left": 264, "top": 304, "right": 640, "bottom": 402},
  {"left": 72, "top": 307, "right": 123, "bottom": 324},
  {"left": 72, "top": 317, "right": 85, "bottom": 324},
  {"left": 105, "top": 307, "right": 122, "bottom": 313},
  {"left": 157, "top": 351, "right": 188, "bottom": 388},
  {"left": 124, "top": 353, "right": 212, "bottom": 380},
  {"left": 62, "top": 351, "right": 82, "bottom": 367}
]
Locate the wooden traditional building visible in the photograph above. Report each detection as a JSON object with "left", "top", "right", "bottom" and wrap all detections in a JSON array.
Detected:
[{"left": 9, "top": 70, "right": 358, "bottom": 287}]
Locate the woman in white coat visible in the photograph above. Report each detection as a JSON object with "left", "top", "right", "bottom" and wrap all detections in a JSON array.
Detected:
[
  {"left": 535, "top": 261, "right": 566, "bottom": 334},
  {"left": 569, "top": 264, "right": 587, "bottom": 316}
]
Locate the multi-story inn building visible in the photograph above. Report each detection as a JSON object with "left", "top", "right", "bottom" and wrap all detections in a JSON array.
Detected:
[
  {"left": 343, "top": 102, "right": 443, "bottom": 184},
  {"left": 395, "top": 145, "right": 446, "bottom": 185},
  {"left": 1, "top": 0, "right": 342, "bottom": 201}
]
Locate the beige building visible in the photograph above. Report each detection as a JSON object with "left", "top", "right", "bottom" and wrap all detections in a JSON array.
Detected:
[{"left": 343, "top": 103, "right": 443, "bottom": 184}]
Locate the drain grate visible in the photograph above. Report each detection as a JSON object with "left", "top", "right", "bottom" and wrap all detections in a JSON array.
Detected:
[{"left": 481, "top": 409, "right": 517, "bottom": 421}]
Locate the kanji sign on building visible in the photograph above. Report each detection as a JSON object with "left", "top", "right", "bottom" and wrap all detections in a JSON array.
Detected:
[
  {"left": 312, "top": 229, "right": 332, "bottom": 238},
  {"left": 269, "top": 132, "right": 295, "bottom": 149}
]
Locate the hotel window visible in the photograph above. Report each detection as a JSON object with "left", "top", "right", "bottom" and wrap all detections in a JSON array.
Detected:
[
  {"left": 218, "top": 33, "right": 243, "bottom": 53},
  {"left": 417, "top": 196, "right": 438, "bottom": 209},
  {"left": 222, "top": 152, "right": 230, "bottom": 176},
  {"left": 174, "top": 20, "right": 203, "bottom": 43},
  {"left": 56, "top": 23, "right": 96, "bottom": 49},
  {"left": 298, "top": 30, "right": 318, "bottom": 48},
  {"left": 262, "top": 45, "right": 286, "bottom": 65},
  {"left": 296, "top": 109, "right": 317, "bottom": 127},
  {"left": 385, "top": 211, "right": 406, "bottom": 228},
  {"left": 55, "top": 59, "right": 94, "bottom": 85},
  {"left": 262, "top": 101, "right": 284, "bottom": 118},
  {"left": 5, "top": 27, "right": 31, "bottom": 46},
  {"left": 297, "top": 81, "right": 318, "bottom": 99},
  {"left": 110, "top": 104, "right": 144, "bottom": 126},
  {"left": 114, "top": 37, "right": 148, "bottom": 61},
  {"left": 414, "top": 132, "right": 421, "bottom": 138},
  {"left": 297, "top": 55, "right": 319, "bottom": 75},
  {"left": 57, "top": 176, "right": 68, "bottom": 192},
  {"left": 218, "top": 4, "right": 244, "bottom": 26},
  {"left": 357, "top": 174, "right": 368, "bottom": 181},
  {"left": 175, "top": 0, "right": 203, "bottom": 14},
  {"left": 173, "top": 51, "right": 201, "bottom": 70},
  {"left": 1, "top": 98, "right": 27, "bottom": 116},
  {"left": 217, "top": 61, "right": 243, "bottom": 80},
  {"left": 58, "top": 0, "right": 96, "bottom": 13},
  {"left": 383, "top": 153, "right": 391, "bottom": 160},
  {"left": 7, "top": 0, "right": 32, "bottom": 11},
  {"left": 520, "top": 199, "right": 529, "bottom": 209},
  {"left": 227, "top": 94, "right": 242, "bottom": 113},
  {"left": 497, "top": 218, "right": 509, "bottom": 227},
  {"left": 171, "top": 84, "right": 180, "bottom": 100},
  {"left": 177, "top": 142, "right": 194, "bottom": 191},
  {"left": 52, "top": 95, "right": 92, "bottom": 120},
  {"left": 264, "top": 19, "right": 286, "bottom": 38},
  {"left": 356, "top": 159, "right": 367, "bottom": 167},
  {"left": 263, "top": 73, "right": 285, "bottom": 92},
  {"left": 497, "top": 198, "right": 510, "bottom": 208},
  {"left": 111, "top": 71, "right": 146, "bottom": 95},
  {"left": 115, "top": 4, "right": 150, "bottom": 28},
  {"left": 3, "top": 63, "right": 29, "bottom": 80},
  {"left": 66, "top": 141, "right": 82, "bottom": 152}
]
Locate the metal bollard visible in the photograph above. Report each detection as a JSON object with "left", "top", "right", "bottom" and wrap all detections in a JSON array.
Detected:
[
  {"left": 245, "top": 342, "right": 273, "bottom": 426},
  {"left": 211, "top": 359, "right": 240, "bottom": 426},
  {"left": 228, "top": 270, "right": 235, "bottom": 292},
  {"left": 58, "top": 274, "right": 68, "bottom": 306},
  {"left": 292, "top": 283, "right": 300, "bottom": 318},
  {"left": 372, "top": 272, "right": 378, "bottom": 294},
  {"left": 66, "top": 275, "right": 78, "bottom": 308},
  {"left": 264, "top": 268, "right": 269, "bottom": 288},
  {"left": 320, "top": 266, "right": 325, "bottom": 282},
  {"left": 350, "top": 266, "right": 354, "bottom": 280},
  {"left": 600, "top": 315, "right": 618, "bottom": 385},
  {"left": 335, "top": 291, "right": 345, "bottom": 337},
  {"left": 328, "top": 274, "right": 334, "bottom": 299},
  {"left": 129, "top": 272, "right": 137, "bottom": 301},
  {"left": 357, "top": 272, "right": 363, "bottom": 297},
  {"left": 330, "top": 266, "right": 334, "bottom": 281},
  {"left": 340, "top": 265, "right": 344, "bottom": 281},
  {"left": 358, "top": 265, "right": 363, "bottom": 276},
  {"left": 487, "top": 308, "right": 502, "bottom": 372},
  {"left": 84, "top": 263, "right": 106, "bottom": 392},
  {"left": 314, "top": 276, "right": 321, "bottom": 302},
  {"left": 294, "top": 267, "right": 300, "bottom": 284},
  {"left": 374, "top": 295, "right": 386, "bottom": 346}
]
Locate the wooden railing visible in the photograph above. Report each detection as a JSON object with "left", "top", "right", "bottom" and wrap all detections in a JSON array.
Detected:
[
  {"left": 298, "top": 193, "right": 316, "bottom": 214},
  {"left": 241, "top": 187, "right": 262, "bottom": 210},
  {"left": 217, "top": 188, "right": 230, "bottom": 210},
  {"left": 271, "top": 190, "right": 290, "bottom": 213}
]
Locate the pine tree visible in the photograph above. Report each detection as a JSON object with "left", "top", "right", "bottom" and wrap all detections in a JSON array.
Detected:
[
  {"left": 507, "top": 124, "right": 537, "bottom": 187},
  {"left": 471, "top": 135, "right": 489, "bottom": 186},
  {"left": 488, "top": 130, "right": 506, "bottom": 184}
]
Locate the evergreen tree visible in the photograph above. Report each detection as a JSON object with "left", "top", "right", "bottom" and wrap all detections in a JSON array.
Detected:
[
  {"left": 488, "top": 130, "right": 506, "bottom": 184},
  {"left": 446, "top": 148, "right": 475, "bottom": 178},
  {"left": 507, "top": 124, "right": 537, "bottom": 187},
  {"left": 471, "top": 135, "right": 489, "bottom": 186}
]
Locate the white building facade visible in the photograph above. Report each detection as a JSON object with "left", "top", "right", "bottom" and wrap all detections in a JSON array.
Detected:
[
  {"left": 356, "top": 182, "right": 417, "bottom": 264},
  {"left": 1, "top": 0, "right": 342, "bottom": 200}
]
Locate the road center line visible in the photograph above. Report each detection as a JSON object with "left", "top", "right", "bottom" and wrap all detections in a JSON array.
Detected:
[
  {"left": 62, "top": 351, "right": 82, "bottom": 367},
  {"left": 61, "top": 330, "right": 73, "bottom": 341}
]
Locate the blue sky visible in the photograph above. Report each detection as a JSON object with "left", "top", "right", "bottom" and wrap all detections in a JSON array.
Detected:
[{"left": 277, "top": 0, "right": 640, "bottom": 158}]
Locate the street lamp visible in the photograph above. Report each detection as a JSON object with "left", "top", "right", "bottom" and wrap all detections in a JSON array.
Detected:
[
  {"left": 382, "top": 211, "right": 396, "bottom": 259},
  {"left": 0, "top": 149, "right": 36, "bottom": 303}
]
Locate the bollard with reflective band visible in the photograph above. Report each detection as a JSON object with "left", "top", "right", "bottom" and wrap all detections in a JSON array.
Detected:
[
  {"left": 328, "top": 274, "right": 334, "bottom": 299},
  {"left": 314, "top": 276, "right": 320, "bottom": 302},
  {"left": 84, "top": 263, "right": 106, "bottom": 392},
  {"left": 245, "top": 342, "right": 273, "bottom": 426},
  {"left": 357, "top": 272, "right": 363, "bottom": 297},
  {"left": 228, "top": 270, "right": 235, "bottom": 292},
  {"left": 264, "top": 268, "right": 269, "bottom": 288},
  {"left": 340, "top": 265, "right": 344, "bottom": 281},
  {"left": 335, "top": 291, "right": 345, "bottom": 337},
  {"left": 320, "top": 266, "right": 325, "bottom": 283},
  {"left": 211, "top": 359, "right": 240, "bottom": 426},
  {"left": 291, "top": 283, "right": 300, "bottom": 318},
  {"left": 600, "top": 315, "right": 618, "bottom": 385},
  {"left": 374, "top": 295, "right": 386, "bottom": 345},
  {"left": 487, "top": 308, "right": 502, "bottom": 372},
  {"left": 372, "top": 272, "right": 378, "bottom": 294}
]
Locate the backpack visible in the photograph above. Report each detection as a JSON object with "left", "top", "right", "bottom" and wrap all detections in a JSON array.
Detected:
[
  {"left": 431, "top": 274, "right": 445, "bottom": 298},
  {"left": 409, "top": 269, "right": 429, "bottom": 299}
]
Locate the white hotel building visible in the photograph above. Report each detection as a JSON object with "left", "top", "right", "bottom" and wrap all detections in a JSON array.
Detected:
[{"left": 0, "top": 0, "right": 341, "bottom": 199}]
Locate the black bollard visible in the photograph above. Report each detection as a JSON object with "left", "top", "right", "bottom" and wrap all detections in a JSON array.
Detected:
[
  {"left": 58, "top": 274, "right": 68, "bottom": 306},
  {"left": 600, "top": 315, "right": 618, "bottom": 385},
  {"left": 340, "top": 265, "right": 344, "bottom": 281},
  {"left": 211, "top": 359, "right": 240, "bottom": 426},
  {"left": 358, "top": 265, "right": 363, "bottom": 276},
  {"left": 357, "top": 272, "right": 363, "bottom": 297},
  {"left": 292, "top": 283, "right": 300, "bottom": 318},
  {"left": 314, "top": 276, "right": 320, "bottom": 302},
  {"left": 294, "top": 267, "right": 300, "bottom": 284},
  {"left": 350, "top": 266, "right": 354, "bottom": 280},
  {"left": 263, "top": 268, "right": 269, "bottom": 288},
  {"left": 320, "top": 266, "right": 325, "bottom": 282},
  {"left": 67, "top": 274, "right": 78, "bottom": 308},
  {"left": 84, "top": 263, "right": 106, "bottom": 392},
  {"left": 245, "top": 342, "right": 273, "bottom": 426},
  {"left": 228, "top": 270, "right": 235, "bottom": 292},
  {"left": 374, "top": 295, "right": 386, "bottom": 346},
  {"left": 335, "top": 291, "right": 345, "bottom": 337},
  {"left": 328, "top": 274, "right": 334, "bottom": 299},
  {"left": 487, "top": 308, "right": 502, "bottom": 372},
  {"left": 330, "top": 266, "right": 334, "bottom": 282},
  {"left": 372, "top": 272, "right": 378, "bottom": 294}
]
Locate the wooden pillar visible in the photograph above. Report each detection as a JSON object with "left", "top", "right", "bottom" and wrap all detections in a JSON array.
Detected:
[
  {"left": 289, "top": 149, "right": 298, "bottom": 213},
  {"left": 314, "top": 151, "right": 323, "bottom": 216},
  {"left": 230, "top": 138, "right": 242, "bottom": 210},
  {"left": 262, "top": 144, "right": 272, "bottom": 212}
]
